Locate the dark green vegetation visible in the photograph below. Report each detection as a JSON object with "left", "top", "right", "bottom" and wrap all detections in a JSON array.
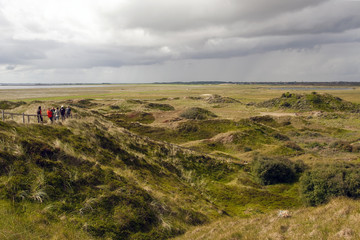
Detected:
[
  {"left": 251, "top": 156, "right": 306, "bottom": 185},
  {"left": 258, "top": 92, "right": 360, "bottom": 112},
  {"left": 300, "top": 164, "right": 360, "bottom": 206}
]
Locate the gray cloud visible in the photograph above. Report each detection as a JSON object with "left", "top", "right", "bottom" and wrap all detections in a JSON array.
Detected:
[{"left": 0, "top": 0, "right": 360, "bottom": 83}]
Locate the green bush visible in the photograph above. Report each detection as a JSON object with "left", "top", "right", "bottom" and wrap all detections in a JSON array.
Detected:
[
  {"left": 299, "top": 164, "right": 360, "bottom": 206},
  {"left": 251, "top": 156, "right": 304, "bottom": 185}
]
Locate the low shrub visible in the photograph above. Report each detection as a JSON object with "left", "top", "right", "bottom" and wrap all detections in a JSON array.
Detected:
[
  {"left": 251, "top": 156, "right": 304, "bottom": 185},
  {"left": 300, "top": 164, "right": 360, "bottom": 206}
]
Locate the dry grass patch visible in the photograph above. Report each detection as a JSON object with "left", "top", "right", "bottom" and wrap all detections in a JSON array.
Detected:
[{"left": 174, "top": 198, "right": 360, "bottom": 240}]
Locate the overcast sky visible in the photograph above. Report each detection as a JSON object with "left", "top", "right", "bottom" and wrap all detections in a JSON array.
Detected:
[{"left": 0, "top": 0, "right": 360, "bottom": 83}]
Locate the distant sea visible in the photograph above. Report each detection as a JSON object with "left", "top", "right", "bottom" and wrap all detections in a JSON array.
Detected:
[
  {"left": 0, "top": 84, "right": 114, "bottom": 90},
  {"left": 269, "top": 87, "right": 354, "bottom": 91}
]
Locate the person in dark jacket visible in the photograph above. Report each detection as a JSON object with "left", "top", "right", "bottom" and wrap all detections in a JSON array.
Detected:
[
  {"left": 65, "top": 106, "right": 71, "bottom": 118},
  {"left": 60, "top": 105, "right": 66, "bottom": 121},
  {"left": 37, "top": 106, "right": 43, "bottom": 123}
]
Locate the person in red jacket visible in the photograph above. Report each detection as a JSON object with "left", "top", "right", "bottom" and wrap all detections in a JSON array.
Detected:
[{"left": 47, "top": 108, "right": 53, "bottom": 123}]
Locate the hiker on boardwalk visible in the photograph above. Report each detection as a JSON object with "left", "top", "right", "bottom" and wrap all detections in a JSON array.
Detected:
[
  {"left": 65, "top": 106, "right": 71, "bottom": 118},
  {"left": 60, "top": 105, "right": 66, "bottom": 121},
  {"left": 54, "top": 107, "right": 60, "bottom": 121},
  {"left": 47, "top": 108, "right": 53, "bottom": 123},
  {"left": 37, "top": 106, "right": 43, "bottom": 123}
]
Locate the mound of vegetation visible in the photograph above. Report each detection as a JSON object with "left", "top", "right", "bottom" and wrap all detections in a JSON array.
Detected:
[
  {"left": 257, "top": 92, "right": 360, "bottom": 112},
  {"left": 71, "top": 99, "right": 98, "bottom": 108},
  {"left": 106, "top": 111, "right": 155, "bottom": 125},
  {"left": 251, "top": 156, "right": 306, "bottom": 185},
  {"left": 203, "top": 94, "right": 240, "bottom": 104},
  {"left": 126, "top": 99, "right": 146, "bottom": 104},
  {"left": 112, "top": 119, "right": 240, "bottom": 144},
  {"left": 300, "top": 164, "right": 360, "bottom": 206},
  {"left": 180, "top": 107, "right": 217, "bottom": 120},
  {"left": 202, "top": 127, "right": 276, "bottom": 153},
  {"left": 145, "top": 103, "right": 175, "bottom": 111},
  {"left": 0, "top": 100, "right": 27, "bottom": 110}
]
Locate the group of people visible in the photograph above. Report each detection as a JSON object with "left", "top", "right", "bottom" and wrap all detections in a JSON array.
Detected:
[{"left": 37, "top": 105, "right": 72, "bottom": 123}]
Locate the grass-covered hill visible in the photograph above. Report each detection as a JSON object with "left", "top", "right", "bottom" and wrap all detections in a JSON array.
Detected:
[
  {"left": 0, "top": 119, "right": 227, "bottom": 239},
  {"left": 257, "top": 92, "right": 360, "bottom": 112},
  {"left": 0, "top": 116, "right": 305, "bottom": 239}
]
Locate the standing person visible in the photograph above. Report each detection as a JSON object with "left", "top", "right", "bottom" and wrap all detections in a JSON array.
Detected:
[
  {"left": 65, "top": 106, "right": 69, "bottom": 118},
  {"left": 54, "top": 107, "right": 60, "bottom": 121},
  {"left": 60, "top": 105, "right": 66, "bottom": 121},
  {"left": 47, "top": 108, "right": 53, "bottom": 123},
  {"left": 65, "top": 106, "right": 71, "bottom": 118},
  {"left": 37, "top": 106, "right": 43, "bottom": 123}
]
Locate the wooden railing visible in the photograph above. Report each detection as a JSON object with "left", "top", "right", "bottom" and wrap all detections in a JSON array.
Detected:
[{"left": 1, "top": 109, "right": 74, "bottom": 124}]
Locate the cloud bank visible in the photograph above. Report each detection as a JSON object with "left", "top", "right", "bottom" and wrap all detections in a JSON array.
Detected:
[{"left": 0, "top": 0, "right": 360, "bottom": 83}]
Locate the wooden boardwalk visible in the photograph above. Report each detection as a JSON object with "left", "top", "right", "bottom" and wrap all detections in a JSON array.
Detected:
[{"left": 1, "top": 109, "right": 73, "bottom": 123}]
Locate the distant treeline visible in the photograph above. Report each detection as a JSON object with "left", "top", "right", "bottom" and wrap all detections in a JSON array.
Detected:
[
  {"left": 154, "top": 81, "right": 360, "bottom": 86},
  {"left": 0, "top": 83, "right": 111, "bottom": 86}
]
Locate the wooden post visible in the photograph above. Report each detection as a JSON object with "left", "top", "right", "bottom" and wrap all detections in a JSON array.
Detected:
[
  {"left": 1, "top": 110, "right": 3, "bottom": 121},
  {"left": 27, "top": 115, "right": 30, "bottom": 123},
  {"left": 11, "top": 114, "right": 13, "bottom": 120},
  {"left": 23, "top": 113, "right": 25, "bottom": 124}
]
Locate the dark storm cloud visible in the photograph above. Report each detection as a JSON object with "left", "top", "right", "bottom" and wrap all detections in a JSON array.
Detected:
[
  {"left": 107, "top": 0, "right": 328, "bottom": 31},
  {"left": 94, "top": 0, "right": 360, "bottom": 66}
]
